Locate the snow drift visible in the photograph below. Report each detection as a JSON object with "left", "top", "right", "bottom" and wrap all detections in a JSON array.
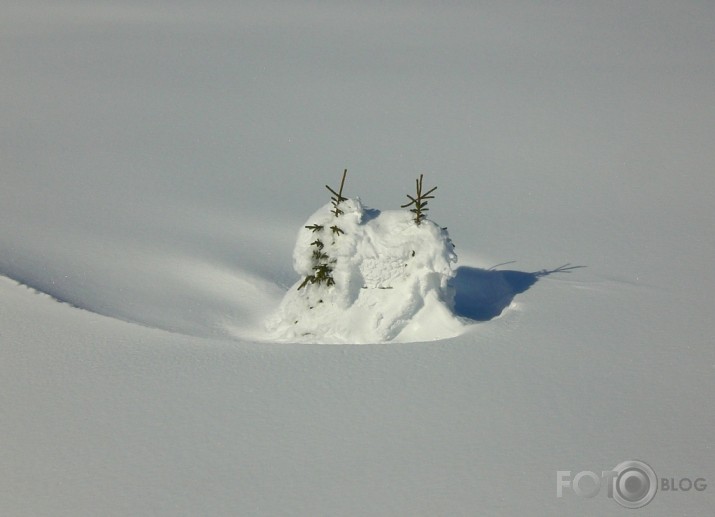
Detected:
[{"left": 267, "top": 197, "right": 466, "bottom": 343}]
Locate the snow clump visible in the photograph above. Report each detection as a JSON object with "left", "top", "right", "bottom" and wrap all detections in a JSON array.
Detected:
[{"left": 266, "top": 198, "right": 465, "bottom": 343}]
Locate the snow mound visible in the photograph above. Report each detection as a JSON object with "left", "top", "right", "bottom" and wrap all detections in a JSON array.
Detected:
[{"left": 267, "top": 198, "right": 466, "bottom": 343}]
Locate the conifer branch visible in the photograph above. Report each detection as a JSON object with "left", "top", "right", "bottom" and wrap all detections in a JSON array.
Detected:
[{"left": 297, "top": 275, "right": 314, "bottom": 290}]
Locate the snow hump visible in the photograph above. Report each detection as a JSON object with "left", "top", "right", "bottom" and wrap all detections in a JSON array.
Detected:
[{"left": 266, "top": 198, "right": 466, "bottom": 343}]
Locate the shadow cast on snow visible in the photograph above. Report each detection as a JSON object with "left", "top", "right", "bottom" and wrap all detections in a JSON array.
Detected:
[{"left": 450, "top": 263, "right": 583, "bottom": 321}]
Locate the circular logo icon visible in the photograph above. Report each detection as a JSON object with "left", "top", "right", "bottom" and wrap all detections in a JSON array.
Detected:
[{"left": 612, "top": 460, "right": 657, "bottom": 509}]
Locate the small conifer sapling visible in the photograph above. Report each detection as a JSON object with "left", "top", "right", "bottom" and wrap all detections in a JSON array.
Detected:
[
  {"left": 401, "top": 173, "right": 437, "bottom": 225},
  {"left": 297, "top": 169, "right": 349, "bottom": 290}
]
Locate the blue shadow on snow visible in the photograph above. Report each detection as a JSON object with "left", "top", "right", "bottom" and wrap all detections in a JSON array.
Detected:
[{"left": 451, "top": 263, "right": 583, "bottom": 321}]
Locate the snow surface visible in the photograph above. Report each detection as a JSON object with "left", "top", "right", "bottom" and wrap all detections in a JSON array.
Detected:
[{"left": 2, "top": 1, "right": 715, "bottom": 515}]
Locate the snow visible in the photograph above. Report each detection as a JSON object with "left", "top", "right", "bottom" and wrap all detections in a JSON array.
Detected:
[
  {"left": 2, "top": 1, "right": 715, "bottom": 515},
  {"left": 267, "top": 197, "right": 463, "bottom": 343}
]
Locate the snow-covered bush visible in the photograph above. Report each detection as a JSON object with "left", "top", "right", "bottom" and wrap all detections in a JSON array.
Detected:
[{"left": 267, "top": 172, "right": 464, "bottom": 343}]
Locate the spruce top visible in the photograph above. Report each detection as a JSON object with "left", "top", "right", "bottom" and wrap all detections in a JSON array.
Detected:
[
  {"left": 326, "top": 169, "right": 348, "bottom": 217},
  {"left": 401, "top": 173, "right": 437, "bottom": 225}
]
